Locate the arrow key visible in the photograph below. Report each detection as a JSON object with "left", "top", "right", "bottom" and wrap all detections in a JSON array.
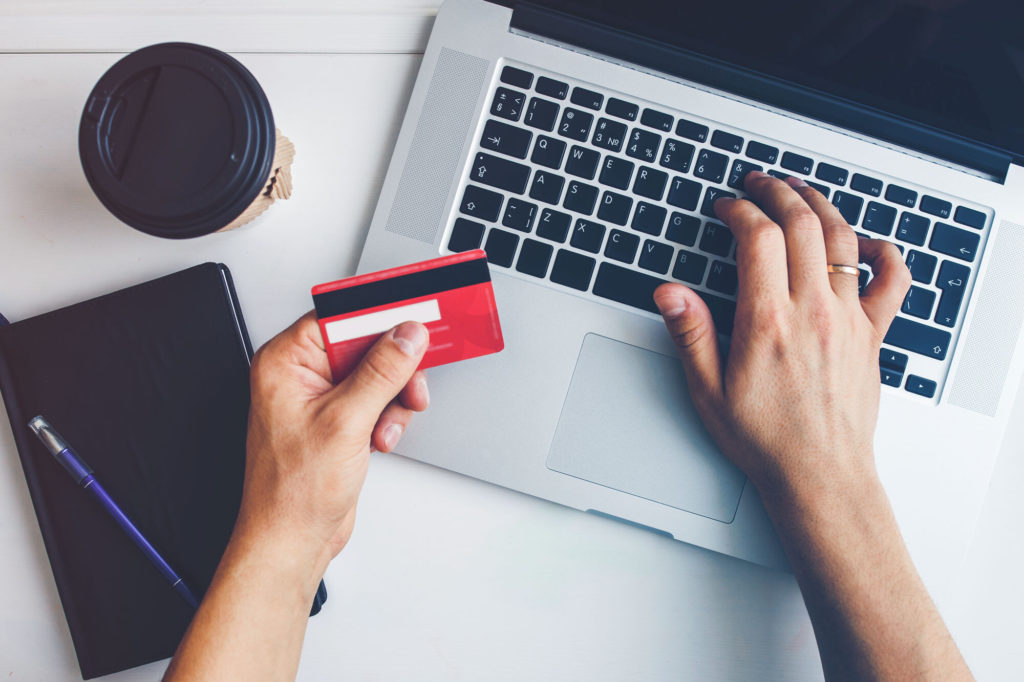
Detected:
[{"left": 935, "top": 260, "right": 970, "bottom": 328}]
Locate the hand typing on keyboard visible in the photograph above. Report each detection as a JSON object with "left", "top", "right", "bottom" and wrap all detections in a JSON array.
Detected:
[{"left": 653, "top": 171, "right": 973, "bottom": 681}]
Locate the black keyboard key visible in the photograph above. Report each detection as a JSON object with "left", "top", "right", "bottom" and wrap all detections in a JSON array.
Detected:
[
  {"left": 745, "top": 140, "right": 779, "bottom": 164},
  {"left": 531, "top": 135, "right": 566, "bottom": 169},
  {"left": 633, "top": 166, "right": 669, "bottom": 200},
  {"left": 481, "top": 119, "right": 532, "bottom": 159},
  {"left": 484, "top": 228, "right": 519, "bottom": 267},
  {"left": 597, "top": 191, "right": 633, "bottom": 225},
  {"left": 524, "top": 97, "right": 560, "bottom": 132},
  {"left": 632, "top": 202, "right": 667, "bottom": 236},
  {"left": 565, "top": 145, "right": 601, "bottom": 179},
  {"left": 491, "top": 87, "right": 525, "bottom": 122},
  {"left": 694, "top": 149, "right": 729, "bottom": 183},
  {"left": 815, "top": 162, "right": 849, "bottom": 186},
  {"left": 767, "top": 169, "right": 790, "bottom": 181},
  {"left": 448, "top": 218, "right": 485, "bottom": 253},
  {"left": 675, "top": 118, "right": 709, "bottom": 142},
  {"left": 558, "top": 108, "right": 594, "bottom": 141},
  {"left": 529, "top": 170, "right": 565, "bottom": 205},
  {"left": 605, "top": 97, "right": 639, "bottom": 121},
  {"left": 701, "top": 188, "right": 736, "bottom": 219},
  {"left": 667, "top": 177, "right": 702, "bottom": 211},
  {"left": 626, "top": 128, "right": 662, "bottom": 163},
  {"left": 901, "top": 285, "right": 936, "bottom": 319},
  {"left": 698, "top": 291, "right": 737, "bottom": 335},
  {"left": 781, "top": 151, "right": 813, "bottom": 175},
  {"left": 883, "top": 316, "right": 951, "bottom": 360},
  {"left": 536, "top": 76, "right": 569, "bottom": 100},
  {"left": 905, "top": 375, "right": 937, "bottom": 398},
  {"left": 638, "top": 239, "right": 673, "bottom": 274},
  {"left": 570, "top": 87, "right": 603, "bottom": 110},
  {"left": 502, "top": 197, "right": 538, "bottom": 232},
  {"left": 515, "top": 238, "right": 553, "bottom": 278},
  {"left": 672, "top": 249, "right": 709, "bottom": 284},
  {"left": 700, "top": 221, "right": 734, "bottom": 256},
  {"left": 862, "top": 201, "right": 897, "bottom": 236},
  {"left": 666, "top": 212, "right": 701, "bottom": 245},
  {"left": 831, "top": 191, "right": 864, "bottom": 225},
  {"left": 954, "top": 205, "right": 986, "bottom": 229},
  {"left": 727, "top": 159, "right": 763, "bottom": 190},
  {"left": 592, "top": 118, "right": 627, "bottom": 152},
  {"left": 850, "top": 173, "right": 883, "bottom": 197},
  {"left": 710, "top": 130, "right": 743, "bottom": 154},
  {"left": 706, "top": 260, "right": 738, "bottom": 295},
  {"left": 885, "top": 184, "right": 917, "bottom": 208},
  {"left": 592, "top": 262, "right": 664, "bottom": 314},
  {"left": 930, "top": 222, "right": 979, "bottom": 262},
  {"left": 537, "top": 208, "right": 572, "bottom": 242},
  {"left": 920, "top": 195, "right": 952, "bottom": 220},
  {"left": 500, "top": 65, "right": 533, "bottom": 89},
  {"left": 880, "top": 348, "right": 909, "bottom": 372},
  {"left": 471, "top": 153, "right": 530, "bottom": 194},
  {"left": 906, "top": 250, "right": 937, "bottom": 284},
  {"left": 659, "top": 139, "right": 695, "bottom": 173},
  {"left": 605, "top": 229, "right": 640, "bottom": 263},
  {"left": 460, "top": 184, "right": 503, "bottom": 222},
  {"left": 599, "top": 156, "right": 635, "bottom": 190},
  {"left": 570, "top": 218, "right": 606, "bottom": 253},
  {"left": 935, "top": 260, "right": 970, "bottom": 327},
  {"left": 806, "top": 180, "right": 831, "bottom": 199},
  {"left": 550, "top": 249, "right": 596, "bottom": 291},
  {"left": 641, "top": 108, "right": 673, "bottom": 132},
  {"left": 881, "top": 367, "right": 903, "bottom": 388},
  {"left": 859, "top": 268, "right": 870, "bottom": 293},
  {"left": 896, "top": 212, "right": 930, "bottom": 246},
  {"left": 563, "top": 180, "right": 599, "bottom": 215}
]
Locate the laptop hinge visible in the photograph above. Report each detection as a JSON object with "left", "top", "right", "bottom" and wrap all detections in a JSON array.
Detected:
[{"left": 508, "top": 2, "right": 1014, "bottom": 183}]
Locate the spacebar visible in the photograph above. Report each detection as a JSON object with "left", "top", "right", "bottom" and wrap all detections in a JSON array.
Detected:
[{"left": 592, "top": 263, "right": 664, "bottom": 314}]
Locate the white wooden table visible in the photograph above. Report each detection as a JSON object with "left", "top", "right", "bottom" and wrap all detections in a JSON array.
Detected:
[{"left": 0, "top": 3, "right": 1021, "bottom": 680}]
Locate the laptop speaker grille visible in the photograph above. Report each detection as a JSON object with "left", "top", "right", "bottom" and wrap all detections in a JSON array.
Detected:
[
  {"left": 385, "top": 48, "right": 488, "bottom": 244},
  {"left": 949, "top": 219, "right": 1024, "bottom": 416}
]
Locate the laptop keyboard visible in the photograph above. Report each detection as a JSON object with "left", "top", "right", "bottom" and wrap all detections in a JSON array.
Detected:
[{"left": 442, "top": 61, "right": 994, "bottom": 403}]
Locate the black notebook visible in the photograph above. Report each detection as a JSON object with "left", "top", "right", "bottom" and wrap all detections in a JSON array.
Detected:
[{"left": 0, "top": 263, "right": 271, "bottom": 678}]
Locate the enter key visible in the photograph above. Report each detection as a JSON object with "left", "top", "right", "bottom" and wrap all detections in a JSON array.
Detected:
[{"left": 935, "top": 260, "right": 971, "bottom": 328}]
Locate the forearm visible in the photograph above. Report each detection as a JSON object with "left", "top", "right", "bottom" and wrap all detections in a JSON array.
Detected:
[
  {"left": 164, "top": 523, "right": 325, "bottom": 682},
  {"left": 759, "top": 466, "right": 972, "bottom": 681}
]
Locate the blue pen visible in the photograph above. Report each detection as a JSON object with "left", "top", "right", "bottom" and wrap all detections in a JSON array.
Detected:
[{"left": 28, "top": 415, "right": 199, "bottom": 609}]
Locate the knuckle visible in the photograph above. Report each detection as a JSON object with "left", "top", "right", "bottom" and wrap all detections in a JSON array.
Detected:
[
  {"left": 359, "top": 349, "right": 406, "bottom": 390},
  {"left": 671, "top": 319, "right": 712, "bottom": 351},
  {"left": 782, "top": 206, "right": 821, "bottom": 233},
  {"left": 827, "top": 224, "right": 859, "bottom": 253}
]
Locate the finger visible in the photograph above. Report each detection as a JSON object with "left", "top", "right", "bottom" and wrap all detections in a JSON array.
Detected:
[
  {"left": 858, "top": 238, "right": 912, "bottom": 336},
  {"left": 713, "top": 194, "right": 789, "bottom": 309},
  {"left": 329, "top": 322, "right": 429, "bottom": 432},
  {"left": 251, "top": 311, "right": 333, "bottom": 394},
  {"left": 743, "top": 172, "right": 829, "bottom": 295},
  {"left": 398, "top": 370, "right": 430, "bottom": 412},
  {"left": 371, "top": 399, "right": 416, "bottom": 453},
  {"left": 784, "top": 176, "right": 860, "bottom": 300},
  {"left": 653, "top": 283, "right": 725, "bottom": 410}
]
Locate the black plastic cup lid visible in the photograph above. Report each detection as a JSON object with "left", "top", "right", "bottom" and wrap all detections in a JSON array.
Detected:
[{"left": 79, "top": 43, "right": 276, "bottom": 239}]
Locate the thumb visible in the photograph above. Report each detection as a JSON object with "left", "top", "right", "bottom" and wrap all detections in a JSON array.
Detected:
[
  {"left": 330, "top": 321, "right": 429, "bottom": 432},
  {"left": 653, "top": 283, "right": 725, "bottom": 407}
]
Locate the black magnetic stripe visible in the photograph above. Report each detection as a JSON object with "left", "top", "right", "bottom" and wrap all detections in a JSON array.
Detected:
[{"left": 314, "top": 257, "right": 491, "bottom": 319}]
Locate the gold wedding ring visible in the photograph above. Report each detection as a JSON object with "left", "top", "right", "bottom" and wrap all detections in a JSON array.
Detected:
[{"left": 827, "top": 264, "right": 860, "bottom": 276}]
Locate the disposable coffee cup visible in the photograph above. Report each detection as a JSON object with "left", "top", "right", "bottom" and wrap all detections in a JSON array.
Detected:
[{"left": 79, "top": 42, "right": 294, "bottom": 239}]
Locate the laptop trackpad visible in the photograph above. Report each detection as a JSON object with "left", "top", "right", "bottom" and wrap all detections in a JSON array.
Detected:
[{"left": 546, "top": 334, "right": 746, "bottom": 523}]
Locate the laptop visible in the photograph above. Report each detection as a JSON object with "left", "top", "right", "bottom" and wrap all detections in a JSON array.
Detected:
[{"left": 357, "top": 0, "right": 1024, "bottom": 590}]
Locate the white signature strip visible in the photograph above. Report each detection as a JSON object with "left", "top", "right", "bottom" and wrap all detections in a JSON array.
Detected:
[{"left": 325, "top": 299, "right": 441, "bottom": 344}]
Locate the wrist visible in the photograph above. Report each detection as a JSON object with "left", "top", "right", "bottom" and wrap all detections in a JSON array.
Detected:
[{"left": 226, "top": 512, "right": 331, "bottom": 598}]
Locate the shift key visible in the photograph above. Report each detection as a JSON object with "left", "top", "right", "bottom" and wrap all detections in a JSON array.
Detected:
[
  {"left": 883, "top": 316, "right": 952, "bottom": 361},
  {"left": 470, "top": 152, "right": 531, "bottom": 194}
]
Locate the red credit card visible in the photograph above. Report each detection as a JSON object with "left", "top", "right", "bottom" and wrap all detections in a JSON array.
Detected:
[{"left": 312, "top": 250, "right": 504, "bottom": 383}]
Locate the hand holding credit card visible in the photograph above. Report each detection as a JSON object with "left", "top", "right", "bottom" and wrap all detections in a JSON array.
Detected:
[{"left": 312, "top": 250, "right": 504, "bottom": 383}]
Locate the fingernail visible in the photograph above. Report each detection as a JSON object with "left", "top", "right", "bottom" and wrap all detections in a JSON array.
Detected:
[
  {"left": 785, "top": 176, "right": 808, "bottom": 188},
  {"left": 392, "top": 322, "right": 428, "bottom": 356},
  {"left": 383, "top": 423, "right": 403, "bottom": 450},
  {"left": 746, "top": 170, "right": 767, "bottom": 180},
  {"left": 419, "top": 376, "right": 430, "bottom": 407},
  {"left": 654, "top": 293, "right": 687, "bottom": 319}
]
